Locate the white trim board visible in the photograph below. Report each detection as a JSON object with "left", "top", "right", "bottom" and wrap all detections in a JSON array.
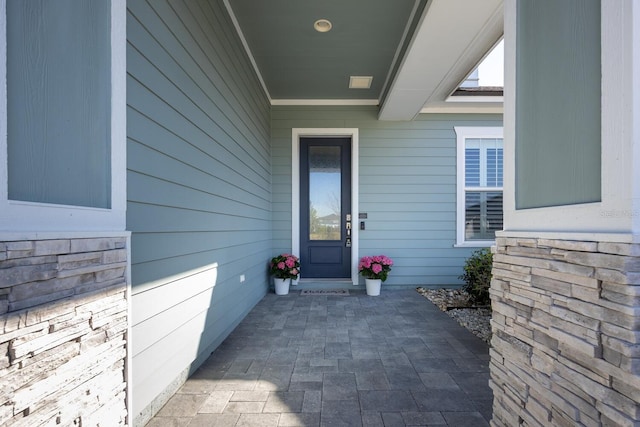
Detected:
[
  {"left": 454, "top": 126, "right": 503, "bottom": 248},
  {"left": 420, "top": 105, "right": 503, "bottom": 114},
  {"left": 291, "top": 128, "right": 360, "bottom": 285},
  {"left": 271, "top": 99, "right": 379, "bottom": 106}
]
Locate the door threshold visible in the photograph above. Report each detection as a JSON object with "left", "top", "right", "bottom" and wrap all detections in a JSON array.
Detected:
[{"left": 295, "top": 278, "right": 362, "bottom": 290}]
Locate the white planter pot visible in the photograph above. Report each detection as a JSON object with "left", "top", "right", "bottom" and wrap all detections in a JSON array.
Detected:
[
  {"left": 365, "top": 278, "right": 381, "bottom": 296},
  {"left": 274, "top": 277, "right": 291, "bottom": 295}
]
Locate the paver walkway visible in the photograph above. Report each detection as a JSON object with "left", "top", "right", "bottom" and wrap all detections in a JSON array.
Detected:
[{"left": 147, "top": 289, "right": 492, "bottom": 426}]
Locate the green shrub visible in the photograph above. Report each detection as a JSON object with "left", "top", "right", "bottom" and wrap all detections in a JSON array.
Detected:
[{"left": 459, "top": 248, "right": 493, "bottom": 305}]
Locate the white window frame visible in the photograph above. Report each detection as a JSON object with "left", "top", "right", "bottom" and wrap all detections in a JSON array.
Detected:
[
  {"left": 0, "top": 0, "right": 126, "bottom": 233},
  {"left": 455, "top": 126, "right": 504, "bottom": 247}
]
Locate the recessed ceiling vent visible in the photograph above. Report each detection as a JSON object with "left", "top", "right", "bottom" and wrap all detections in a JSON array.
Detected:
[{"left": 349, "top": 76, "right": 373, "bottom": 89}]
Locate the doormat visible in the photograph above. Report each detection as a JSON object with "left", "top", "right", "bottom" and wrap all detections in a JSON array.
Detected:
[{"left": 300, "top": 289, "right": 350, "bottom": 296}]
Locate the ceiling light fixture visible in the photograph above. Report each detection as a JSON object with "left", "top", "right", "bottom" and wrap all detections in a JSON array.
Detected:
[
  {"left": 349, "top": 76, "right": 373, "bottom": 89},
  {"left": 314, "top": 19, "right": 332, "bottom": 33}
]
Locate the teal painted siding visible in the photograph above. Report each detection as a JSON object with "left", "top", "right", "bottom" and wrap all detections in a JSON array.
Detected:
[
  {"left": 126, "top": 0, "right": 271, "bottom": 422},
  {"left": 7, "top": 1, "right": 111, "bottom": 208},
  {"left": 272, "top": 106, "right": 502, "bottom": 287},
  {"left": 516, "top": 0, "right": 601, "bottom": 209}
]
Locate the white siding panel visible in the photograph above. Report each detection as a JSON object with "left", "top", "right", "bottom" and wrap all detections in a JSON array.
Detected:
[{"left": 127, "top": 0, "right": 271, "bottom": 422}]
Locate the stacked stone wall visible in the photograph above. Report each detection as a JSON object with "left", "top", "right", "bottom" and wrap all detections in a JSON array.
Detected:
[
  {"left": 490, "top": 236, "right": 640, "bottom": 427},
  {"left": 0, "top": 236, "right": 129, "bottom": 426}
]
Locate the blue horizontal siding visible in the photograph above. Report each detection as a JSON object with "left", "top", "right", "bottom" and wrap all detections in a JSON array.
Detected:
[
  {"left": 272, "top": 106, "right": 502, "bottom": 287},
  {"left": 127, "top": 0, "right": 271, "bottom": 422}
]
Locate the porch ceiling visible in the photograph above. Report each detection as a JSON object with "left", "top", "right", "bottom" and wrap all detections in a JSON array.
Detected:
[{"left": 225, "top": 0, "right": 503, "bottom": 120}]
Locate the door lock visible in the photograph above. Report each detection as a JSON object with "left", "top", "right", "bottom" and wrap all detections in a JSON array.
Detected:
[{"left": 345, "top": 238, "right": 352, "bottom": 247}]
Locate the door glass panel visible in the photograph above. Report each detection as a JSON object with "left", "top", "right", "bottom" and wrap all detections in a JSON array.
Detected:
[{"left": 309, "top": 146, "right": 341, "bottom": 240}]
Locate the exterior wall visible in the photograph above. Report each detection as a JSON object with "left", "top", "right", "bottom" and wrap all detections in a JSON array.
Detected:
[
  {"left": 126, "top": 0, "right": 272, "bottom": 424},
  {"left": 7, "top": 1, "right": 112, "bottom": 209},
  {"left": 514, "top": 0, "right": 601, "bottom": 209},
  {"left": 0, "top": 235, "right": 129, "bottom": 426},
  {"left": 490, "top": 234, "right": 640, "bottom": 426},
  {"left": 503, "top": 0, "right": 639, "bottom": 234},
  {"left": 0, "top": 0, "right": 127, "bottom": 234},
  {"left": 493, "top": 2, "right": 640, "bottom": 427},
  {"left": 272, "top": 106, "right": 503, "bottom": 287}
]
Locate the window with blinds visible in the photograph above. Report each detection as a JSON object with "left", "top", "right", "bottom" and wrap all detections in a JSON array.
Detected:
[
  {"left": 455, "top": 127, "right": 504, "bottom": 246},
  {"left": 464, "top": 139, "right": 503, "bottom": 240}
]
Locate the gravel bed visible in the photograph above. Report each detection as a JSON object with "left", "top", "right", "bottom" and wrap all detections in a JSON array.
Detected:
[{"left": 416, "top": 287, "right": 492, "bottom": 344}]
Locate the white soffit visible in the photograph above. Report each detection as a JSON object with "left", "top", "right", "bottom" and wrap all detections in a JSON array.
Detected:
[{"left": 379, "top": 0, "right": 504, "bottom": 121}]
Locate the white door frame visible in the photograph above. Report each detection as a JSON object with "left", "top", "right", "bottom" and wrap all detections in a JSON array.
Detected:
[{"left": 292, "top": 128, "right": 359, "bottom": 285}]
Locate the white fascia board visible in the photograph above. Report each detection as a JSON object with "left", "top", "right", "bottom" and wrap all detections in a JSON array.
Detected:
[
  {"left": 420, "top": 104, "right": 503, "bottom": 114},
  {"left": 378, "top": 90, "right": 433, "bottom": 121},
  {"left": 379, "top": 0, "right": 504, "bottom": 121},
  {"left": 445, "top": 96, "right": 504, "bottom": 103},
  {"left": 271, "top": 99, "right": 379, "bottom": 106}
]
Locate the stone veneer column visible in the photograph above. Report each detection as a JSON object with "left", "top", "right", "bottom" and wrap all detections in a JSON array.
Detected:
[
  {"left": 489, "top": 235, "right": 640, "bottom": 426},
  {"left": 0, "top": 235, "right": 129, "bottom": 425}
]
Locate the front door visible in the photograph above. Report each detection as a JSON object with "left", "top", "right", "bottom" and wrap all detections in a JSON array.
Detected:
[{"left": 300, "top": 137, "right": 352, "bottom": 278}]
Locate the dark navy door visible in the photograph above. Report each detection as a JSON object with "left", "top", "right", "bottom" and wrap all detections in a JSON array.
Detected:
[{"left": 300, "top": 137, "right": 351, "bottom": 278}]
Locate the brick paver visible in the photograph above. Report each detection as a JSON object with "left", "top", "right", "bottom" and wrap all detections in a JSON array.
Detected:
[{"left": 147, "top": 289, "right": 492, "bottom": 426}]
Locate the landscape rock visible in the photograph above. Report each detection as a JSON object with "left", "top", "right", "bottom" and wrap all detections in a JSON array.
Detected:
[{"left": 416, "top": 287, "right": 492, "bottom": 343}]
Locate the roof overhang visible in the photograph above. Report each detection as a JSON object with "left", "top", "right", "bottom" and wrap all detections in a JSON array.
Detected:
[{"left": 379, "top": 0, "right": 504, "bottom": 121}]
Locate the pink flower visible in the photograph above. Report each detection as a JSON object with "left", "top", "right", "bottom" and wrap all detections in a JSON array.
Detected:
[
  {"left": 373, "top": 256, "right": 386, "bottom": 265},
  {"left": 270, "top": 253, "right": 300, "bottom": 279},
  {"left": 358, "top": 255, "right": 393, "bottom": 281}
]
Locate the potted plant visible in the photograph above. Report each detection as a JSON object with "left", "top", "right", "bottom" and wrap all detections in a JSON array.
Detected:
[
  {"left": 269, "top": 253, "right": 300, "bottom": 295},
  {"left": 358, "top": 255, "right": 393, "bottom": 296}
]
